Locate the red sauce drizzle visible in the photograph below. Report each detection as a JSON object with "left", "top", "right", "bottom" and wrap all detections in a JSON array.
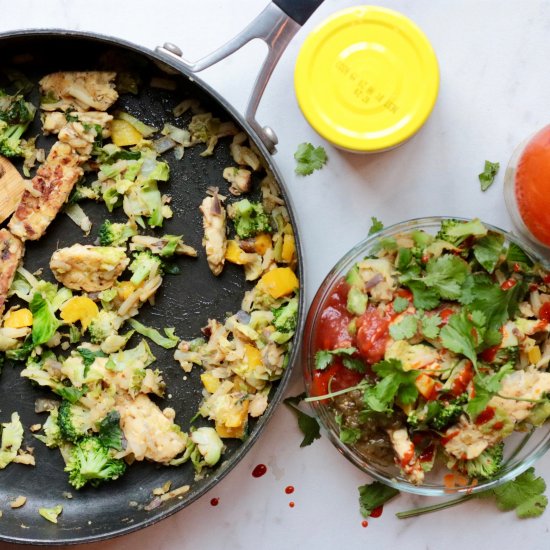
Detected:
[
  {"left": 252, "top": 464, "right": 267, "bottom": 478},
  {"left": 285, "top": 485, "right": 295, "bottom": 494},
  {"left": 539, "top": 302, "right": 550, "bottom": 322},
  {"left": 210, "top": 498, "right": 219, "bottom": 506},
  {"left": 475, "top": 407, "right": 495, "bottom": 425},
  {"left": 361, "top": 520, "right": 369, "bottom": 528},
  {"left": 370, "top": 506, "right": 383, "bottom": 518},
  {"left": 289, "top": 501, "right": 295, "bottom": 508}
]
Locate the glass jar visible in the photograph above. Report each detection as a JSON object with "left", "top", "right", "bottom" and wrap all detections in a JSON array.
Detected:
[{"left": 504, "top": 125, "right": 550, "bottom": 249}]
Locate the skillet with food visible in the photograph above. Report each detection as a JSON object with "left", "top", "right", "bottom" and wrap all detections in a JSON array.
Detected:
[{"left": 0, "top": 0, "right": 323, "bottom": 543}]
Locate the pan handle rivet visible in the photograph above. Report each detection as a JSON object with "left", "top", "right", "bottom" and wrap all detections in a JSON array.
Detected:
[
  {"left": 163, "top": 43, "right": 183, "bottom": 57},
  {"left": 263, "top": 126, "right": 279, "bottom": 147}
]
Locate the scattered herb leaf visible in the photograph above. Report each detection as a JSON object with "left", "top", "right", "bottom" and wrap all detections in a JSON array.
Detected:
[
  {"left": 479, "top": 160, "right": 500, "bottom": 191},
  {"left": 294, "top": 142, "right": 328, "bottom": 176}
]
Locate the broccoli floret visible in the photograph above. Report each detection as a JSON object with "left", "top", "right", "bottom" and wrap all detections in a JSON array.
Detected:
[
  {"left": 98, "top": 220, "right": 137, "bottom": 246},
  {"left": 128, "top": 251, "right": 163, "bottom": 285},
  {"left": 87, "top": 311, "right": 122, "bottom": 344},
  {"left": 408, "top": 398, "right": 464, "bottom": 431},
  {"left": 57, "top": 401, "right": 93, "bottom": 443},
  {"left": 272, "top": 297, "right": 298, "bottom": 333},
  {"left": 0, "top": 91, "right": 36, "bottom": 157},
  {"left": 65, "top": 436, "right": 126, "bottom": 489},
  {"left": 231, "top": 199, "right": 272, "bottom": 239},
  {"left": 429, "top": 400, "right": 464, "bottom": 431},
  {"left": 452, "top": 442, "right": 504, "bottom": 479},
  {"left": 436, "top": 218, "right": 488, "bottom": 247}
]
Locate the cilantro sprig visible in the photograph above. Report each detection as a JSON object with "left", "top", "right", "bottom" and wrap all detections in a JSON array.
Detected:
[
  {"left": 294, "top": 142, "right": 328, "bottom": 176},
  {"left": 396, "top": 467, "right": 548, "bottom": 519},
  {"left": 284, "top": 393, "right": 321, "bottom": 447}
]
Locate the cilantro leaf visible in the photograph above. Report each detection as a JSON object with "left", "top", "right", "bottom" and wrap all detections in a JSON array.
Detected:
[
  {"left": 460, "top": 273, "right": 527, "bottom": 333},
  {"left": 365, "top": 359, "right": 419, "bottom": 412},
  {"left": 407, "top": 281, "right": 440, "bottom": 310},
  {"left": 392, "top": 296, "right": 410, "bottom": 314},
  {"left": 294, "top": 142, "right": 328, "bottom": 176},
  {"left": 492, "top": 467, "right": 546, "bottom": 514},
  {"left": 98, "top": 410, "right": 124, "bottom": 451},
  {"left": 315, "top": 347, "right": 357, "bottom": 370},
  {"left": 506, "top": 242, "right": 533, "bottom": 268},
  {"left": 358, "top": 481, "right": 400, "bottom": 518},
  {"left": 516, "top": 495, "right": 548, "bottom": 518},
  {"left": 335, "top": 415, "right": 362, "bottom": 444},
  {"left": 284, "top": 393, "right": 322, "bottom": 447},
  {"left": 77, "top": 347, "right": 107, "bottom": 374},
  {"left": 439, "top": 310, "right": 479, "bottom": 365},
  {"left": 389, "top": 315, "right": 418, "bottom": 341},
  {"left": 420, "top": 313, "right": 441, "bottom": 339},
  {"left": 473, "top": 233, "right": 505, "bottom": 273},
  {"left": 368, "top": 217, "right": 384, "bottom": 236},
  {"left": 342, "top": 357, "right": 366, "bottom": 373},
  {"left": 466, "top": 365, "right": 514, "bottom": 419},
  {"left": 479, "top": 160, "right": 500, "bottom": 191},
  {"left": 422, "top": 255, "right": 469, "bottom": 300}
]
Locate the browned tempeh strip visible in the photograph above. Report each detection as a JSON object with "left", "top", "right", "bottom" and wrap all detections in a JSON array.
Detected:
[
  {"left": 0, "top": 229, "right": 24, "bottom": 316},
  {"left": 8, "top": 142, "right": 83, "bottom": 241}
]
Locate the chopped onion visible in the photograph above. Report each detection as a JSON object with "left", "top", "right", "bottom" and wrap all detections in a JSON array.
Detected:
[
  {"left": 365, "top": 273, "right": 384, "bottom": 289},
  {"left": 174, "top": 145, "right": 184, "bottom": 160},
  {"left": 153, "top": 135, "right": 177, "bottom": 154},
  {"left": 35, "top": 398, "right": 59, "bottom": 413},
  {"left": 162, "top": 123, "right": 190, "bottom": 145},
  {"left": 64, "top": 203, "right": 92, "bottom": 235},
  {"left": 173, "top": 98, "right": 200, "bottom": 117}
]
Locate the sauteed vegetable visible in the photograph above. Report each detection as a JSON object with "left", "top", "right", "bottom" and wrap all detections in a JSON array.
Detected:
[{"left": 0, "top": 70, "right": 299, "bottom": 491}]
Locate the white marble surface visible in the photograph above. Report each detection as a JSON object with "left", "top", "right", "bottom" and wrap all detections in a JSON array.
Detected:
[{"left": 2, "top": 0, "right": 550, "bottom": 548}]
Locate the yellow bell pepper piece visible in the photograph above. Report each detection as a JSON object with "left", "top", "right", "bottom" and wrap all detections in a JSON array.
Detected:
[
  {"left": 201, "top": 372, "right": 221, "bottom": 394},
  {"left": 117, "top": 281, "right": 136, "bottom": 300},
  {"left": 281, "top": 234, "right": 296, "bottom": 263},
  {"left": 225, "top": 240, "right": 246, "bottom": 265},
  {"left": 215, "top": 421, "right": 246, "bottom": 439},
  {"left": 254, "top": 233, "right": 272, "bottom": 256},
  {"left": 258, "top": 267, "right": 299, "bottom": 299},
  {"left": 244, "top": 343, "right": 262, "bottom": 369},
  {"left": 60, "top": 296, "right": 99, "bottom": 330},
  {"left": 110, "top": 119, "right": 143, "bottom": 147},
  {"left": 3, "top": 308, "right": 33, "bottom": 328},
  {"left": 529, "top": 346, "right": 542, "bottom": 365},
  {"left": 224, "top": 400, "right": 249, "bottom": 429}
]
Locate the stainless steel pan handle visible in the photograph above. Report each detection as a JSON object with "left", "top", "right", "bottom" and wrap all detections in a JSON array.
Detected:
[{"left": 156, "top": 0, "right": 323, "bottom": 153}]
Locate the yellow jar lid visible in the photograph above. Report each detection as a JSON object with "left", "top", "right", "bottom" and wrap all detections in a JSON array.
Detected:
[{"left": 294, "top": 6, "right": 439, "bottom": 152}]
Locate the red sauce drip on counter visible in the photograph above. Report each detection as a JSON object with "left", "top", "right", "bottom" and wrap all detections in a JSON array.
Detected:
[
  {"left": 370, "top": 506, "right": 384, "bottom": 518},
  {"left": 210, "top": 498, "right": 219, "bottom": 506},
  {"left": 475, "top": 407, "right": 495, "bottom": 425},
  {"left": 285, "top": 485, "right": 295, "bottom": 495},
  {"left": 361, "top": 520, "right": 369, "bottom": 528},
  {"left": 289, "top": 501, "right": 295, "bottom": 508},
  {"left": 252, "top": 464, "right": 267, "bottom": 478},
  {"left": 514, "top": 125, "right": 550, "bottom": 246}
]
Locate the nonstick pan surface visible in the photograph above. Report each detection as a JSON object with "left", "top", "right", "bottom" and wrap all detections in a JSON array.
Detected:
[{"left": 0, "top": 31, "right": 304, "bottom": 545}]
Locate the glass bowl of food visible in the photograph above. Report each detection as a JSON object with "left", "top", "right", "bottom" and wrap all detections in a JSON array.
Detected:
[{"left": 302, "top": 217, "right": 550, "bottom": 496}]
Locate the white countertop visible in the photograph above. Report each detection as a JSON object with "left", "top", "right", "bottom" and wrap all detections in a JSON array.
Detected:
[{"left": 2, "top": 0, "right": 550, "bottom": 548}]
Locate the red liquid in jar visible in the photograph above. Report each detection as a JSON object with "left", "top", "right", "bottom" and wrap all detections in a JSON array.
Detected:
[{"left": 515, "top": 125, "right": 550, "bottom": 246}]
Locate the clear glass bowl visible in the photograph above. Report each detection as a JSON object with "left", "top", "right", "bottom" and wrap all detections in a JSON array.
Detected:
[{"left": 302, "top": 216, "right": 550, "bottom": 496}]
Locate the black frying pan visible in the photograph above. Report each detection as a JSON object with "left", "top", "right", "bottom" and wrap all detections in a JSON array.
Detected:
[{"left": 0, "top": 1, "right": 322, "bottom": 544}]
